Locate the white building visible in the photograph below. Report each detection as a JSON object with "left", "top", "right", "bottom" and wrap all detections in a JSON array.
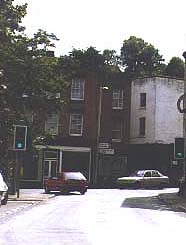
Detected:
[{"left": 130, "top": 76, "right": 184, "bottom": 144}]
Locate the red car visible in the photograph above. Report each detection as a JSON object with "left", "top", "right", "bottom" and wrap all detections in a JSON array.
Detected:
[{"left": 44, "top": 172, "right": 88, "bottom": 195}]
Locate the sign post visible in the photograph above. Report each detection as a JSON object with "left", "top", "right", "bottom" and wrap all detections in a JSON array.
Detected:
[{"left": 13, "top": 125, "right": 28, "bottom": 198}]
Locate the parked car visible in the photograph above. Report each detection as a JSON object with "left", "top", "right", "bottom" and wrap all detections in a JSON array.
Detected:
[
  {"left": 116, "top": 170, "right": 169, "bottom": 189},
  {"left": 44, "top": 172, "right": 88, "bottom": 195},
  {"left": 0, "top": 171, "right": 8, "bottom": 205}
]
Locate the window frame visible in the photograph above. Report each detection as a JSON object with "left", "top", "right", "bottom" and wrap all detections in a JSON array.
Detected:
[
  {"left": 45, "top": 112, "right": 59, "bottom": 135},
  {"left": 112, "top": 119, "right": 123, "bottom": 142},
  {"left": 71, "top": 79, "right": 85, "bottom": 101},
  {"left": 112, "top": 88, "right": 124, "bottom": 110},
  {"left": 69, "top": 113, "right": 83, "bottom": 136}
]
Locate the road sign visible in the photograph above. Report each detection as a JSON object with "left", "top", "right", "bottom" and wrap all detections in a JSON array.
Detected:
[
  {"left": 98, "top": 143, "right": 110, "bottom": 149},
  {"left": 99, "top": 148, "right": 114, "bottom": 155}
]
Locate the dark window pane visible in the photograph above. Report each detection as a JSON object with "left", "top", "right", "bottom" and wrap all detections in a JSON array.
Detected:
[
  {"left": 139, "top": 117, "right": 145, "bottom": 136},
  {"left": 140, "top": 93, "right": 146, "bottom": 107}
]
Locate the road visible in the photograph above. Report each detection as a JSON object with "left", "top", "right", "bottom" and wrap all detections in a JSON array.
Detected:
[{"left": 0, "top": 188, "right": 186, "bottom": 245}]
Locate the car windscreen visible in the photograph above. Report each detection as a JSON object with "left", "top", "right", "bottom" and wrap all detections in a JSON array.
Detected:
[
  {"left": 64, "top": 172, "right": 86, "bottom": 180},
  {"left": 0, "top": 173, "right": 4, "bottom": 182},
  {"left": 130, "top": 171, "right": 144, "bottom": 177}
]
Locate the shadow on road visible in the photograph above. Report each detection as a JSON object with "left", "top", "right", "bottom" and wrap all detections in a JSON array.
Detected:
[{"left": 121, "top": 196, "right": 180, "bottom": 212}]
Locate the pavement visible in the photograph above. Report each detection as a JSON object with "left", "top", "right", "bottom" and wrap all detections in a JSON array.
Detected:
[
  {"left": 158, "top": 191, "right": 186, "bottom": 212},
  {"left": 7, "top": 188, "right": 186, "bottom": 213},
  {"left": 8, "top": 189, "right": 55, "bottom": 202}
]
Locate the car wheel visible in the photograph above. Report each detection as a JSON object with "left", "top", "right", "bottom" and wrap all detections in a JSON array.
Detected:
[
  {"left": 80, "top": 190, "right": 86, "bottom": 195},
  {"left": 1, "top": 192, "right": 8, "bottom": 205},
  {"left": 45, "top": 186, "right": 50, "bottom": 194},
  {"left": 61, "top": 190, "right": 68, "bottom": 195}
]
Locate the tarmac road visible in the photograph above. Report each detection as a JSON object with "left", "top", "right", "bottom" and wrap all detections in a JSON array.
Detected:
[{"left": 0, "top": 188, "right": 186, "bottom": 245}]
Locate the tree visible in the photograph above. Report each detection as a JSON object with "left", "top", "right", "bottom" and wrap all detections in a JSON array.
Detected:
[
  {"left": 164, "top": 57, "right": 184, "bottom": 79},
  {"left": 0, "top": 0, "right": 27, "bottom": 69},
  {"left": 120, "top": 36, "right": 165, "bottom": 79},
  {"left": 0, "top": 1, "right": 66, "bottom": 168},
  {"left": 0, "top": 0, "right": 27, "bottom": 168},
  {"left": 58, "top": 47, "right": 122, "bottom": 87}
]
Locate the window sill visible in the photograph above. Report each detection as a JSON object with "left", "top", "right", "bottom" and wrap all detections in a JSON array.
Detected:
[
  {"left": 71, "top": 98, "right": 84, "bottom": 101},
  {"left": 69, "top": 134, "right": 82, "bottom": 137},
  {"left": 138, "top": 135, "right": 146, "bottom": 138},
  {"left": 112, "top": 107, "right": 123, "bottom": 110},
  {"left": 112, "top": 139, "right": 122, "bottom": 142}
]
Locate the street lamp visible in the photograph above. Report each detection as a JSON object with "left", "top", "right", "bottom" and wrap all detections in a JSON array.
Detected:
[{"left": 94, "top": 86, "right": 109, "bottom": 185}]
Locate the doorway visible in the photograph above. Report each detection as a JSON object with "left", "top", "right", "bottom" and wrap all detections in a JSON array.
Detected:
[{"left": 43, "top": 160, "right": 58, "bottom": 178}]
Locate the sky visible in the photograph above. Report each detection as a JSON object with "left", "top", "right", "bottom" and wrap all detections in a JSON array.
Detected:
[{"left": 14, "top": 0, "right": 186, "bottom": 63}]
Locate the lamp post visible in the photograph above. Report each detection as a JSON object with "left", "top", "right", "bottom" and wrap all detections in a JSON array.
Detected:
[
  {"left": 182, "top": 51, "right": 186, "bottom": 196},
  {"left": 94, "top": 86, "right": 109, "bottom": 185}
]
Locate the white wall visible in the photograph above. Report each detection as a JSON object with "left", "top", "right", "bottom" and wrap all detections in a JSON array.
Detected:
[
  {"left": 130, "top": 77, "right": 183, "bottom": 144},
  {"left": 155, "top": 77, "right": 183, "bottom": 143}
]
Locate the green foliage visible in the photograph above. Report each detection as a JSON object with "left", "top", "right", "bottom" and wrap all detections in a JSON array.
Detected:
[
  {"left": 0, "top": 0, "right": 27, "bottom": 40},
  {"left": 120, "top": 36, "right": 165, "bottom": 79},
  {"left": 0, "top": 1, "right": 66, "bottom": 161},
  {"left": 164, "top": 57, "right": 184, "bottom": 79},
  {"left": 59, "top": 47, "right": 105, "bottom": 76},
  {"left": 58, "top": 46, "right": 121, "bottom": 86}
]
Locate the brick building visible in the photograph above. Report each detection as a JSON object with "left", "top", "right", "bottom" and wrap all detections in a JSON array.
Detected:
[{"left": 20, "top": 72, "right": 131, "bottom": 187}]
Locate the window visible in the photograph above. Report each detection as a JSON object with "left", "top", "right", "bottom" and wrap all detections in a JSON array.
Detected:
[
  {"left": 140, "top": 93, "right": 146, "bottom": 107},
  {"left": 112, "top": 88, "right": 123, "bottom": 109},
  {"left": 112, "top": 119, "right": 122, "bottom": 142},
  {"left": 144, "top": 171, "right": 151, "bottom": 177},
  {"left": 69, "top": 114, "right": 83, "bottom": 136},
  {"left": 71, "top": 79, "right": 85, "bottom": 100},
  {"left": 139, "top": 117, "right": 145, "bottom": 136},
  {"left": 45, "top": 113, "right": 59, "bottom": 135},
  {"left": 44, "top": 151, "right": 58, "bottom": 159},
  {"left": 152, "top": 171, "right": 160, "bottom": 177}
]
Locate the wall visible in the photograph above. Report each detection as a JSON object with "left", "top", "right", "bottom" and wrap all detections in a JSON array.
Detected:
[
  {"left": 130, "top": 77, "right": 184, "bottom": 144},
  {"left": 155, "top": 77, "right": 183, "bottom": 143}
]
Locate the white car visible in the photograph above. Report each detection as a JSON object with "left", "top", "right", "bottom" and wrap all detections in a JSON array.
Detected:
[
  {"left": 117, "top": 170, "right": 169, "bottom": 189},
  {"left": 0, "top": 172, "right": 8, "bottom": 205}
]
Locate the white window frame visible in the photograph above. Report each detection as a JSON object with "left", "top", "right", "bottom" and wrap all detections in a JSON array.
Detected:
[
  {"left": 71, "top": 79, "right": 85, "bottom": 100},
  {"left": 112, "top": 88, "right": 124, "bottom": 109},
  {"left": 112, "top": 119, "right": 122, "bottom": 142},
  {"left": 45, "top": 112, "right": 59, "bottom": 135},
  {"left": 69, "top": 113, "right": 83, "bottom": 136}
]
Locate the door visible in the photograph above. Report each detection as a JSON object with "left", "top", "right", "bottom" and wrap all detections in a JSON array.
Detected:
[
  {"left": 44, "top": 160, "right": 58, "bottom": 178},
  {"left": 152, "top": 170, "right": 162, "bottom": 186},
  {"left": 143, "top": 171, "right": 153, "bottom": 187}
]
